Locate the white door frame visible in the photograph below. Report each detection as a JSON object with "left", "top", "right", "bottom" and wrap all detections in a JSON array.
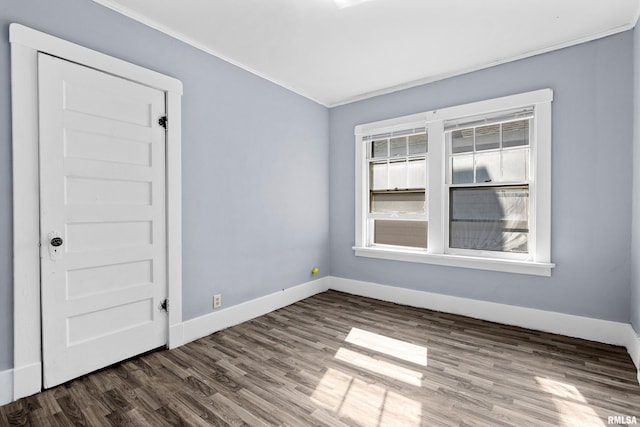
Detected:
[{"left": 10, "top": 23, "right": 184, "bottom": 400}]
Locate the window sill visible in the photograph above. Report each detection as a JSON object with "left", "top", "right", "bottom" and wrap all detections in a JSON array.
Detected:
[{"left": 353, "top": 246, "right": 554, "bottom": 276}]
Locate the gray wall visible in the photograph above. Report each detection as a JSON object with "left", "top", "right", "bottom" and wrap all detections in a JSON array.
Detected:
[
  {"left": 329, "top": 31, "right": 634, "bottom": 323},
  {"left": 0, "top": 0, "right": 330, "bottom": 371},
  {"left": 1, "top": 0, "right": 636, "bottom": 376},
  {"left": 632, "top": 21, "right": 640, "bottom": 332}
]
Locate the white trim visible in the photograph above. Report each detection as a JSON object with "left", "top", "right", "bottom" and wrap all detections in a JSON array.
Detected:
[
  {"left": 633, "top": 3, "right": 640, "bottom": 30},
  {"left": 90, "top": 0, "right": 326, "bottom": 107},
  {"left": 9, "top": 24, "right": 182, "bottom": 94},
  {"left": 428, "top": 121, "right": 445, "bottom": 254},
  {"left": 330, "top": 24, "right": 635, "bottom": 108},
  {"left": 181, "top": 277, "right": 331, "bottom": 345},
  {"left": 353, "top": 247, "right": 554, "bottom": 276},
  {"left": 10, "top": 23, "right": 183, "bottom": 400},
  {"left": 166, "top": 90, "right": 183, "bottom": 348},
  {"left": 12, "top": 363, "right": 40, "bottom": 403},
  {"left": 426, "top": 89, "right": 553, "bottom": 122},
  {"left": 0, "top": 369, "right": 13, "bottom": 406},
  {"left": 532, "top": 100, "right": 552, "bottom": 263},
  {"left": 624, "top": 325, "right": 640, "bottom": 372},
  {"left": 329, "top": 277, "right": 630, "bottom": 346},
  {"left": 92, "top": 0, "right": 635, "bottom": 108},
  {"left": 11, "top": 39, "right": 42, "bottom": 402},
  {"left": 355, "top": 113, "right": 428, "bottom": 136}
]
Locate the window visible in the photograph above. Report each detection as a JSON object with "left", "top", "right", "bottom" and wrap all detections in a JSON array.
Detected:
[
  {"left": 354, "top": 89, "right": 554, "bottom": 276},
  {"left": 366, "top": 128, "right": 428, "bottom": 248},
  {"left": 446, "top": 112, "right": 531, "bottom": 257}
]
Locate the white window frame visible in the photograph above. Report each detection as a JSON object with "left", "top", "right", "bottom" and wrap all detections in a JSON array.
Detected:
[{"left": 354, "top": 89, "right": 554, "bottom": 276}]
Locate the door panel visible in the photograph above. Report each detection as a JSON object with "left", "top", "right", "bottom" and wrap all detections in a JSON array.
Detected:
[{"left": 38, "top": 53, "right": 168, "bottom": 388}]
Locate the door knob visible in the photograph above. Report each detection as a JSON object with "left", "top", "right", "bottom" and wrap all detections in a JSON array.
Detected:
[{"left": 47, "top": 231, "right": 63, "bottom": 261}]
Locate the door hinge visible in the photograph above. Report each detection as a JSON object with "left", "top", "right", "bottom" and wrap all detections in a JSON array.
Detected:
[
  {"left": 158, "top": 116, "right": 168, "bottom": 129},
  {"left": 160, "top": 299, "right": 169, "bottom": 312}
]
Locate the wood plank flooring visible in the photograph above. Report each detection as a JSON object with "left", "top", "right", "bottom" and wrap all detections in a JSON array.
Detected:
[{"left": 2, "top": 290, "right": 640, "bottom": 426}]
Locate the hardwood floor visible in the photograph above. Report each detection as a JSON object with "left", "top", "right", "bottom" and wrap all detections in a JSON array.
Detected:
[{"left": 2, "top": 290, "right": 640, "bottom": 426}]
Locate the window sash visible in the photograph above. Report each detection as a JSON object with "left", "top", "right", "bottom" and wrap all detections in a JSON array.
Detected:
[
  {"left": 443, "top": 113, "right": 533, "bottom": 260},
  {"left": 446, "top": 118, "right": 532, "bottom": 186},
  {"left": 448, "top": 185, "right": 530, "bottom": 255}
]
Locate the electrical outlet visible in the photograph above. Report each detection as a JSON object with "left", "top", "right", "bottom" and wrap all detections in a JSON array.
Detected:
[{"left": 213, "top": 294, "right": 222, "bottom": 309}]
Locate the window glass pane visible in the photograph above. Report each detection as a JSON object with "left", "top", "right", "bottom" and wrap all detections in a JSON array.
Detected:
[
  {"left": 374, "top": 220, "right": 427, "bottom": 248},
  {"left": 475, "top": 151, "right": 500, "bottom": 183},
  {"left": 451, "top": 154, "right": 474, "bottom": 184},
  {"left": 475, "top": 124, "right": 500, "bottom": 151},
  {"left": 449, "top": 186, "right": 529, "bottom": 253},
  {"left": 502, "top": 148, "right": 529, "bottom": 182},
  {"left": 390, "top": 137, "right": 407, "bottom": 157},
  {"left": 408, "top": 133, "right": 428, "bottom": 155},
  {"left": 388, "top": 160, "right": 406, "bottom": 189},
  {"left": 451, "top": 129, "right": 474, "bottom": 153},
  {"left": 369, "top": 161, "right": 387, "bottom": 190},
  {"left": 502, "top": 120, "right": 529, "bottom": 148},
  {"left": 407, "top": 159, "right": 426, "bottom": 189},
  {"left": 370, "top": 192, "right": 425, "bottom": 214},
  {"left": 372, "top": 139, "right": 388, "bottom": 158}
]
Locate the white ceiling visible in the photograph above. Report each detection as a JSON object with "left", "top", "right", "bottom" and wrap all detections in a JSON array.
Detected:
[{"left": 93, "top": 0, "right": 640, "bottom": 107}]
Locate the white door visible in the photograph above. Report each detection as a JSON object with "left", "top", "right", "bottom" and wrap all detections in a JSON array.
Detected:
[{"left": 38, "top": 53, "right": 168, "bottom": 388}]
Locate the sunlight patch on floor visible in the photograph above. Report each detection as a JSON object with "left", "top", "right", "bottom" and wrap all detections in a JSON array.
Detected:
[
  {"left": 311, "top": 368, "right": 422, "bottom": 427},
  {"left": 345, "top": 327, "right": 428, "bottom": 366},
  {"left": 310, "top": 328, "right": 426, "bottom": 426},
  {"left": 535, "top": 377, "right": 606, "bottom": 426},
  {"left": 335, "top": 347, "right": 423, "bottom": 386},
  {"left": 311, "top": 368, "right": 353, "bottom": 411}
]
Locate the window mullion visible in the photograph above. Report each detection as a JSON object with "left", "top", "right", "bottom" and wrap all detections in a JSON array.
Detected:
[
  {"left": 355, "top": 138, "right": 367, "bottom": 248},
  {"left": 428, "top": 120, "right": 444, "bottom": 254}
]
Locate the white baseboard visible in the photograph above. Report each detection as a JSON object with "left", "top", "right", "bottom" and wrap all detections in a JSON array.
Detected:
[
  {"left": 181, "top": 276, "right": 330, "bottom": 344},
  {"left": 624, "top": 325, "right": 640, "bottom": 367},
  {"left": 179, "top": 275, "right": 640, "bottom": 383},
  {"left": 622, "top": 324, "right": 640, "bottom": 383},
  {"left": 168, "top": 323, "right": 185, "bottom": 349},
  {"left": 330, "top": 276, "right": 640, "bottom": 383},
  {"left": 13, "top": 362, "right": 41, "bottom": 402},
  {"left": 329, "top": 277, "right": 631, "bottom": 347},
  {"left": 4, "top": 275, "right": 637, "bottom": 407},
  {"left": 6, "top": 277, "right": 330, "bottom": 405},
  {"left": 0, "top": 369, "right": 12, "bottom": 406}
]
